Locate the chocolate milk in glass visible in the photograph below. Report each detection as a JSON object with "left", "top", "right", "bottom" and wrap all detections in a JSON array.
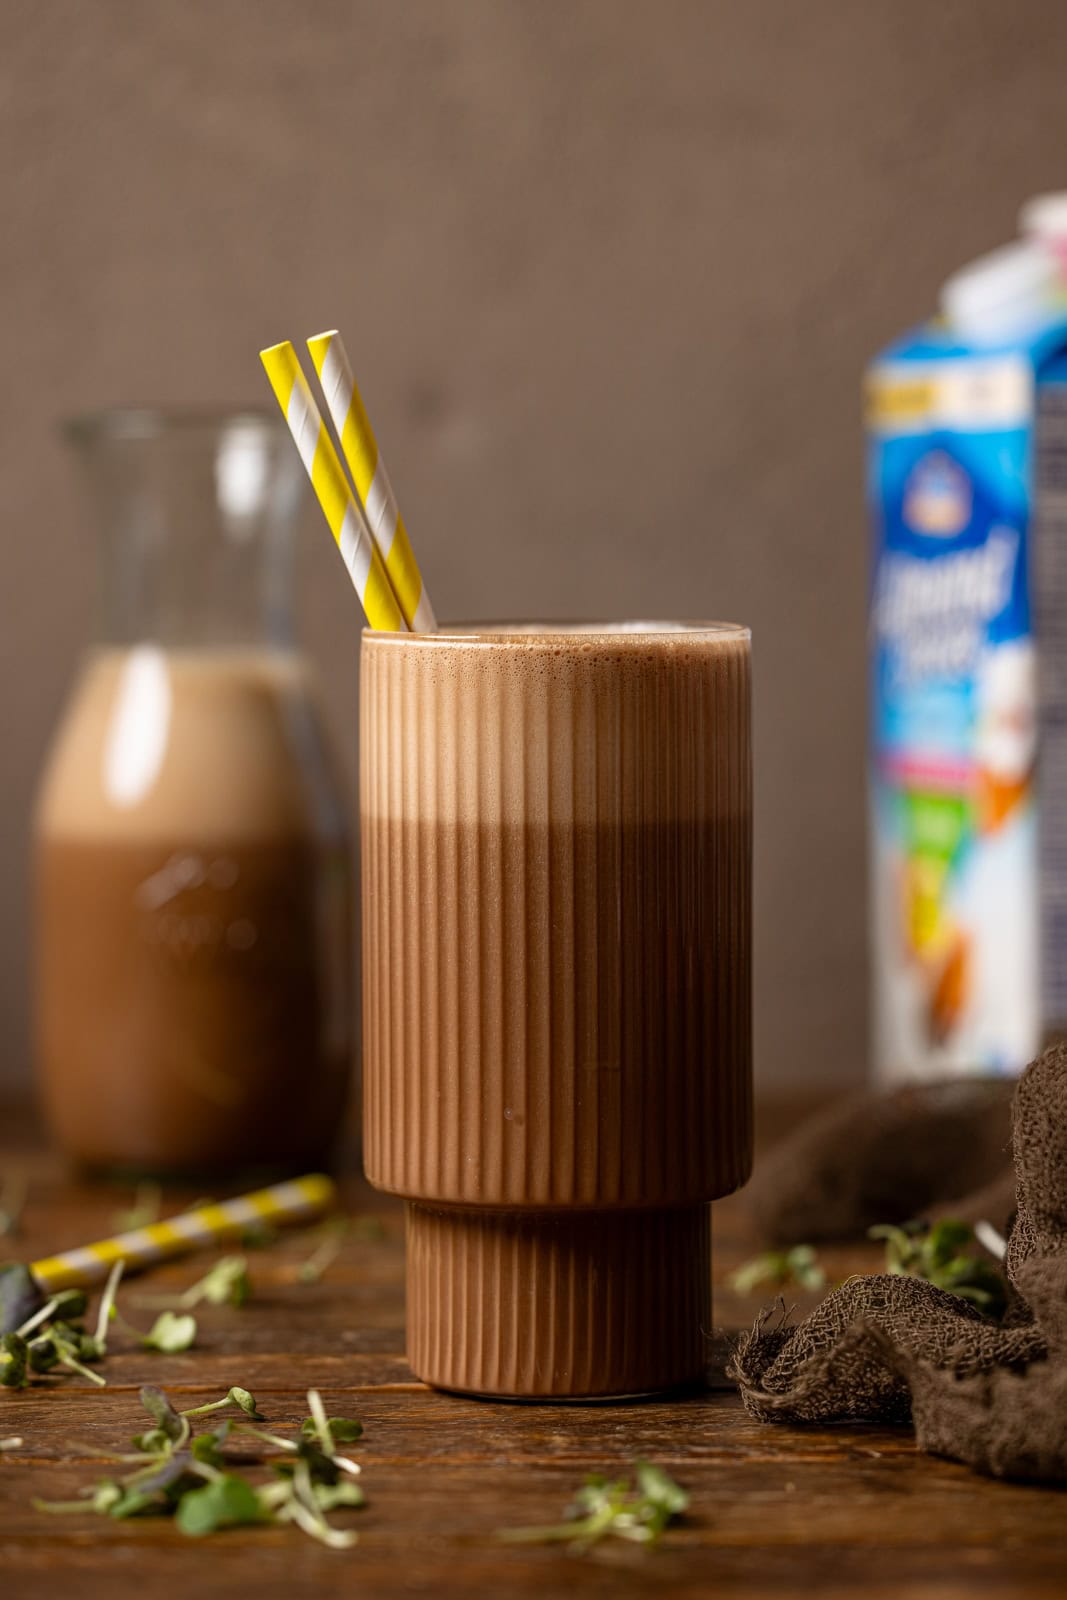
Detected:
[
  {"left": 361, "top": 623, "right": 752, "bottom": 1398},
  {"left": 34, "top": 412, "right": 352, "bottom": 1176}
]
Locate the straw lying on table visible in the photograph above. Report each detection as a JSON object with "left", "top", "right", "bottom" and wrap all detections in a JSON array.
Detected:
[
  {"left": 261, "top": 331, "right": 435, "bottom": 633},
  {"left": 30, "top": 1174, "right": 337, "bottom": 1293}
]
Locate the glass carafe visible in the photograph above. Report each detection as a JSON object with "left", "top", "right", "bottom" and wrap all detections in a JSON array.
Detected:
[{"left": 34, "top": 410, "right": 352, "bottom": 1177}]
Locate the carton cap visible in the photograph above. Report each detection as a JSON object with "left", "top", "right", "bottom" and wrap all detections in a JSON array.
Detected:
[
  {"left": 1019, "top": 192, "right": 1067, "bottom": 240},
  {"left": 940, "top": 240, "right": 1058, "bottom": 344}
]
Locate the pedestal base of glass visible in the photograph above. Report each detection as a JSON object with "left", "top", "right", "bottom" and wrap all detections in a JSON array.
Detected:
[{"left": 405, "top": 1201, "right": 711, "bottom": 1400}]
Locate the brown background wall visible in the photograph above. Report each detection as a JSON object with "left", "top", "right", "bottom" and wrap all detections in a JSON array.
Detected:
[{"left": 4, "top": 0, "right": 1067, "bottom": 1092}]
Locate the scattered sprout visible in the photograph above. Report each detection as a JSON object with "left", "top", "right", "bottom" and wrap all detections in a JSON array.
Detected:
[
  {"left": 0, "top": 1266, "right": 45, "bottom": 1339},
  {"left": 178, "top": 1257, "right": 251, "bottom": 1310},
  {"left": 183, "top": 1386, "right": 264, "bottom": 1421},
  {"left": 34, "top": 1384, "right": 364, "bottom": 1549},
  {"left": 729, "top": 1245, "right": 827, "bottom": 1296},
  {"left": 0, "top": 1172, "right": 27, "bottom": 1239},
  {"left": 111, "top": 1183, "right": 163, "bottom": 1233},
  {"left": 499, "top": 1462, "right": 689, "bottom": 1551},
  {"left": 868, "top": 1218, "right": 1008, "bottom": 1317},
  {"left": 142, "top": 1312, "right": 198, "bottom": 1353},
  {"left": 0, "top": 1333, "right": 28, "bottom": 1389},
  {"left": 295, "top": 1220, "right": 350, "bottom": 1284},
  {"left": 176, "top": 1473, "right": 267, "bottom": 1536}
]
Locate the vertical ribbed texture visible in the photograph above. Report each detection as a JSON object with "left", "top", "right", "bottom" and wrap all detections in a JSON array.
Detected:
[
  {"left": 406, "top": 1202, "right": 711, "bottom": 1397},
  {"left": 362, "top": 630, "right": 752, "bottom": 1209},
  {"left": 360, "top": 627, "right": 750, "bottom": 1395}
]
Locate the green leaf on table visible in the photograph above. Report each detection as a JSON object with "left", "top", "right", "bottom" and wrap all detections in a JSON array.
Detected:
[
  {"left": 111, "top": 1182, "right": 163, "bottom": 1233},
  {"left": 107, "top": 1488, "right": 160, "bottom": 1520},
  {"left": 180, "top": 1385, "right": 264, "bottom": 1422},
  {"left": 239, "top": 1222, "right": 280, "bottom": 1249},
  {"left": 635, "top": 1460, "right": 690, "bottom": 1519},
  {"left": 294, "top": 1218, "right": 348, "bottom": 1284},
  {"left": 120, "top": 1448, "right": 199, "bottom": 1505},
  {"left": 301, "top": 1416, "right": 362, "bottom": 1444},
  {"left": 190, "top": 1427, "right": 228, "bottom": 1467},
  {"left": 314, "top": 1480, "right": 365, "bottom": 1512},
  {"left": 0, "top": 1265, "right": 44, "bottom": 1337},
  {"left": 179, "top": 1256, "right": 251, "bottom": 1310},
  {"left": 729, "top": 1244, "right": 827, "bottom": 1296},
  {"left": 868, "top": 1217, "right": 1007, "bottom": 1319},
  {"left": 26, "top": 1335, "right": 59, "bottom": 1374},
  {"left": 91, "top": 1480, "right": 124, "bottom": 1513},
  {"left": 27, "top": 1384, "right": 361, "bottom": 1550},
  {"left": 131, "top": 1428, "right": 170, "bottom": 1454},
  {"left": 227, "top": 1386, "right": 262, "bottom": 1418},
  {"left": 176, "top": 1474, "right": 266, "bottom": 1536},
  {"left": 498, "top": 1462, "right": 689, "bottom": 1551},
  {"left": 143, "top": 1312, "right": 197, "bottom": 1353},
  {"left": 44, "top": 1290, "right": 89, "bottom": 1323},
  {"left": 140, "top": 1384, "right": 186, "bottom": 1441},
  {"left": 0, "top": 1333, "right": 28, "bottom": 1389}
]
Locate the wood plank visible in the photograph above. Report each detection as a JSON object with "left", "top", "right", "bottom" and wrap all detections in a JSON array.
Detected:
[{"left": 1, "top": 1097, "right": 1064, "bottom": 1600}]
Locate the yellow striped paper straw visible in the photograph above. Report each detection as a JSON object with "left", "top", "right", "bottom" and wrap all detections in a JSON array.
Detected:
[
  {"left": 260, "top": 341, "right": 405, "bottom": 632},
  {"left": 32, "top": 1174, "right": 337, "bottom": 1292},
  {"left": 307, "top": 330, "right": 437, "bottom": 632}
]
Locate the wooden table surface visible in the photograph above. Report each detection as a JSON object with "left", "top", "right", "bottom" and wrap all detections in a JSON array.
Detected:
[{"left": 0, "top": 1099, "right": 1063, "bottom": 1600}]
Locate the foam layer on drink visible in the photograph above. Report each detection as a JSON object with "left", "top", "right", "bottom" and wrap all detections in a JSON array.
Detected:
[{"left": 361, "top": 622, "right": 750, "bottom": 828}]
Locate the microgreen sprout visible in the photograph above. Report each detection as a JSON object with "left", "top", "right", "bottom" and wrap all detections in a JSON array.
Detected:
[
  {"left": 295, "top": 1219, "right": 350, "bottom": 1284},
  {"left": 33, "top": 1384, "right": 364, "bottom": 1548},
  {"left": 499, "top": 1462, "right": 689, "bottom": 1551},
  {"left": 0, "top": 1172, "right": 27, "bottom": 1238},
  {"left": 111, "top": 1182, "right": 163, "bottom": 1233},
  {"left": 2, "top": 1257, "right": 201, "bottom": 1388},
  {"left": 45, "top": 1324, "right": 107, "bottom": 1386},
  {"left": 0, "top": 1333, "right": 28, "bottom": 1389},
  {"left": 101, "top": 1260, "right": 198, "bottom": 1354},
  {"left": 240, "top": 1221, "right": 280, "bottom": 1249},
  {"left": 9, "top": 1283, "right": 106, "bottom": 1388},
  {"left": 141, "top": 1311, "right": 198, "bottom": 1353},
  {"left": 16, "top": 1288, "right": 88, "bottom": 1341},
  {"left": 93, "top": 1261, "right": 125, "bottom": 1351},
  {"left": 729, "top": 1245, "right": 827, "bottom": 1296},
  {"left": 183, "top": 1386, "right": 264, "bottom": 1421},
  {"left": 0, "top": 1264, "right": 44, "bottom": 1338},
  {"left": 177, "top": 1256, "right": 251, "bottom": 1310},
  {"left": 868, "top": 1218, "right": 1007, "bottom": 1318}
]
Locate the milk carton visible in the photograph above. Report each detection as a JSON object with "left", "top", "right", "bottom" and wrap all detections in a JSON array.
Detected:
[{"left": 868, "top": 241, "right": 1067, "bottom": 1079}]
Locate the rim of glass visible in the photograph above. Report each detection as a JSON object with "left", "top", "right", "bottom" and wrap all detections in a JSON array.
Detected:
[
  {"left": 61, "top": 406, "right": 287, "bottom": 445},
  {"left": 363, "top": 619, "right": 750, "bottom": 644}
]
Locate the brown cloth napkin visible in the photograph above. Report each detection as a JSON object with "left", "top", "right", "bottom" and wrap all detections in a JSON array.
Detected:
[
  {"left": 730, "top": 1046, "right": 1067, "bottom": 1482},
  {"left": 745, "top": 1077, "right": 1015, "bottom": 1246}
]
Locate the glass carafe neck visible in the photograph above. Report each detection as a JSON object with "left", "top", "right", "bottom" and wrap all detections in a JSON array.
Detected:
[{"left": 65, "top": 409, "right": 306, "bottom": 649}]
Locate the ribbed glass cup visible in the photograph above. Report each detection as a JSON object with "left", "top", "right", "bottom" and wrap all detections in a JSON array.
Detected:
[{"left": 360, "top": 622, "right": 752, "bottom": 1397}]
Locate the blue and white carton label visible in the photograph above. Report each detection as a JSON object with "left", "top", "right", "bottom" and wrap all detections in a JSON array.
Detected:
[{"left": 868, "top": 325, "right": 1067, "bottom": 1079}]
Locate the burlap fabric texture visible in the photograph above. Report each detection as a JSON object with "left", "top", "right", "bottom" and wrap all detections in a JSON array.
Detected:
[{"left": 730, "top": 1047, "right": 1067, "bottom": 1482}]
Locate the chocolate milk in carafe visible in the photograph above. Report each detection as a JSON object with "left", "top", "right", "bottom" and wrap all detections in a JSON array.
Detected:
[{"left": 34, "top": 411, "right": 352, "bottom": 1175}]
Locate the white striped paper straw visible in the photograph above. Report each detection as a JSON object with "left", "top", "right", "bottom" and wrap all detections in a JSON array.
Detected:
[
  {"left": 32, "top": 1174, "right": 337, "bottom": 1292},
  {"left": 260, "top": 341, "right": 406, "bottom": 632},
  {"left": 307, "top": 330, "right": 436, "bottom": 632}
]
